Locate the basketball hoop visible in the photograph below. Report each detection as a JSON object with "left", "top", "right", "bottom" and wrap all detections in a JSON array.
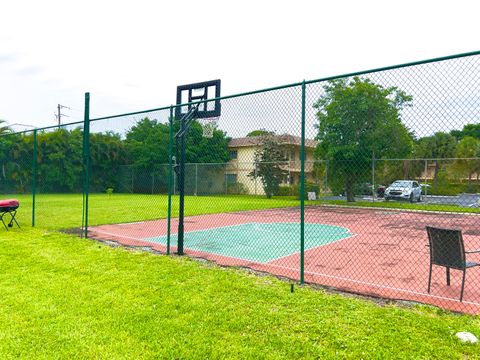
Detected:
[{"left": 199, "top": 117, "right": 219, "bottom": 138}]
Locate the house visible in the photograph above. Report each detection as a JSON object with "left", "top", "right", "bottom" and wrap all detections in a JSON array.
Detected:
[{"left": 226, "top": 134, "right": 318, "bottom": 195}]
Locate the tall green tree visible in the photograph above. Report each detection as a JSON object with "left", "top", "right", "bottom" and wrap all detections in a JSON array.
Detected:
[
  {"left": 246, "top": 129, "right": 275, "bottom": 137},
  {"left": 414, "top": 132, "right": 457, "bottom": 186},
  {"left": 314, "top": 77, "right": 413, "bottom": 201},
  {"left": 125, "top": 118, "right": 170, "bottom": 167},
  {"left": 36, "top": 128, "right": 84, "bottom": 192},
  {"left": 0, "top": 119, "right": 10, "bottom": 134},
  {"left": 126, "top": 117, "right": 230, "bottom": 166},
  {"left": 173, "top": 120, "right": 230, "bottom": 164},
  {"left": 0, "top": 121, "right": 23, "bottom": 192},
  {"left": 452, "top": 136, "right": 480, "bottom": 187},
  {"left": 451, "top": 123, "right": 480, "bottom": 140},
  {"left": 90, "top": 131, "right": 128, "bottom": 191},
  {"left": 248, "top": 135, "right": 288, "bottom": 199}
]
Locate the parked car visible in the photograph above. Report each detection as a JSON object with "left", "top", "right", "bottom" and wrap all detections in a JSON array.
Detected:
[{"left": 384, "top": 180, "right": 422, "bottom": 202}]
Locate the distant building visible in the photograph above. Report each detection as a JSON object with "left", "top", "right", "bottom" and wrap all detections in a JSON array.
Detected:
[{"left": 227, "top": 134, "right": 318, "bottom": 195}]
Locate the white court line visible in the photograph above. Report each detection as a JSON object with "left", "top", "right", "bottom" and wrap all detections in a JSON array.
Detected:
[
  {"left": 91, "top": 227, "right": 480, "bottom": 307},
  {"left": 118, "top": 221, "right": 146, "bottom": 226},
  {"left": 89, "top": 229, "right": 152, "bottom": 242},
  {"left": 269, "top": 233, "right": 358, "bottom": 263},
  {"left": 263, "top": 262, "right": 480, "bottom": 306}
]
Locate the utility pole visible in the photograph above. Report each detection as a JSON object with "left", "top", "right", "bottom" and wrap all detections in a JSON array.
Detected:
[{"left": 55, "top": 104, "right": 70, "bottom": 126}]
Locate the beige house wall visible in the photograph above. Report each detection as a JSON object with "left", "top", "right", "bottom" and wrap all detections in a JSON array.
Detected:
[{"left": 227, "top": 145, "right": 316, "bottom": 195}]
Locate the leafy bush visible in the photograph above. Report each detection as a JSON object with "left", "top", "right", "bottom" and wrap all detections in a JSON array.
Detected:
[
  {"left": 427, "top": 182, "right": 480, "bottom": 196},
  {"left": 276, "top": 185, "right": 294, "bottom": 196},
  {"left": 291, "top": 182, "right": 320, "bottom": 199},
  {"left": 226, "top": 182, "right": 248, "bottom": 195}
]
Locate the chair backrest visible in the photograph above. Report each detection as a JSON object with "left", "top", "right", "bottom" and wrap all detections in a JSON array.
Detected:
[{"left": 426, "top": 226, "right": 466, "bottom": 270}]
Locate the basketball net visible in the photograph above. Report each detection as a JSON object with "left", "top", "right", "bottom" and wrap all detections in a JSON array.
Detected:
[{"left": 199, "top": 117, "right": 219, "bottom": 138}]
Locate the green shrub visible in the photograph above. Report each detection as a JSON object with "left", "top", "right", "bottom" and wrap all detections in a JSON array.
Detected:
[
  {"left": 291, "top": 182, "right": 320, "bottom": 199},
  {"left": 226, "top": 182, "right": 248, "bottom": 195},
  {"left": 276, "top": 185, "right": 294, "bottom": 196},
  {"left": 424, "top": 181, "right": 480, "bottom": 196}
]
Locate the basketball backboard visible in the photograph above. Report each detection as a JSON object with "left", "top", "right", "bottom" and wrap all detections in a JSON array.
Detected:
[{"left": 175, "top": 79, "right": 221, "bottom": 119}]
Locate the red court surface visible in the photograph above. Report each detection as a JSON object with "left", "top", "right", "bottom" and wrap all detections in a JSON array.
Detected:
[{"left": 88, "top": 206, "right": 480, "bottom": 314}]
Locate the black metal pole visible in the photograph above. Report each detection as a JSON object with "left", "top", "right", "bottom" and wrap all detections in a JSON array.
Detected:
[{"left": 177, "top": 117, "right": 186, "bottom": 255}]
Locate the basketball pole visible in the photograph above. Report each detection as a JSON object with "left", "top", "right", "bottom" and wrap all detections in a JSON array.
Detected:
[
  {"left": 175, "top": 103, "right": 202, "bottom": 255},
  {"left": 175, "top": 80, "right": 221, "bottom": 256},
  {"left": 177, "top": 112, "right": 187, "bottom": 255}
]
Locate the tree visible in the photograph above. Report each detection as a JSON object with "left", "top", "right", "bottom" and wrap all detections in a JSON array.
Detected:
[
  {"left": 314, "top": 77, "right": 413, "bottom": 202},
  {"left": 0, "top": 120, "right": 14, "bottom": 190},
  {"left": 0, "top": 119, "right": 10, "bottom": 134},
  {"left": 36, "top": 128, "right": 84, "bottom": 192},
  {"left": 414, "top": 132, "right": 457, "bottom": 186},
  {"left": 248, "top": 135, "right": 287, "bottom": 198},
  {"left": 451, "top": 124, "right": 480, "bottom": 140},
  {"left": 0, "top": 122, "right": 23, "bottom": 192},
  {"left": 246, "top": 129, "right": 275, "bottom": 137},
  {"left": 452, "top": 136, "right": 480, "bottom": 187},
  {"left": 125, "top": 117, "right": 230, "bottom": 193},
  {"left": 126, "top": 117, "right": 231, "bottom": 166},
  {"left": 125, "top": 118, "right": 170, "bottom": 167},
  {"left": 173, "top": 120, "right": 230, "bottom": 164},
  {"left": 90, "top": 131, "right": 128, "bottom": 191}
]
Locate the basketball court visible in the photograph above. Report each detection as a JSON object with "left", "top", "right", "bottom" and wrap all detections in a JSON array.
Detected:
[{"left": 89, "top": 205, "right": 480, "bottom": 314}]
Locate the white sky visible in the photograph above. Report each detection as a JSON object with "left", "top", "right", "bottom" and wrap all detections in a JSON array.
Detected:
[{"left": 1, "top": 0, "right": 479, "bottom": 133}]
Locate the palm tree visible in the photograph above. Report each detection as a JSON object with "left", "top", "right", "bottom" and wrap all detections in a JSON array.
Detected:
[
  {"left": 0, "top": 119, "right": 11, "bottom": 134},
  {"left": 0, "top": 119, "right": 13, "bottom": 188}
]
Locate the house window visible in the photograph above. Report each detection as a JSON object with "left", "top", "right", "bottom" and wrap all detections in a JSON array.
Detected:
[
  {"left": 229, "top": 150, "right": 238, "bottom": 160},
  {"left": 226, "top": 174, "right": 237, "bottom": 183},
  {"left": 290, "top": 148, "right": 295, "bottom": 161}
]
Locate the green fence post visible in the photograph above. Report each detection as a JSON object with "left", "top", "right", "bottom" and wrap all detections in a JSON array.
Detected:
[
  {"left": 32, "top": 129, "right": 37, "bottom": 227},
  {"left": 300, "top": 80, "right": 306, "bottom": 285},
  {"left": 83, "top": 92, "right": 91, "bottom": 239},
  {"left": 167, "top": 106, "right": 173, "bottom": 255}
]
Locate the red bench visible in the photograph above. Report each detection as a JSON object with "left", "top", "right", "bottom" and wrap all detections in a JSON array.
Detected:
[{"left": 0, "top": 199, "right": 20, "bottom": 230}]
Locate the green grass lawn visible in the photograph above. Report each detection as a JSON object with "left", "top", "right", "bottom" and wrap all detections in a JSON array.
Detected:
[
  {"left": 2, "top": 193, "right": 480, "bottom": 358},
  {"left": 10, "top": 193, "right": 303, "bottom": 229},
  {"left": 0, "top": 228, "right": 479, "bottom": 359},
  {"left": 321, "top": 199, "right": 480, "bottom": 213},
  {"left": 10, "top": 193, "right": 480, "bottom": 230}
]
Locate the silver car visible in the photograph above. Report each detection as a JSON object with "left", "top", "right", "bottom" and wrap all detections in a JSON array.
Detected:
[{"left": 384, "top": 180, "right": 422, "bottom": 203}]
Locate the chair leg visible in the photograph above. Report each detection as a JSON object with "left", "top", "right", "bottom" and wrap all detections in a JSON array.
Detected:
[
  {"left": 9, "top": 210, "right": 20, "bottom": 228},
  {"left": 0, "top": 213, "right": 8, "bottom": 231},
  {"left": 446, "top": 267, "right": 450, "bottom": 286},
  {"left": 460, "top": 270, "right": 466, "bottom": 302},
  {"left": 428, "top": 262, "right": 433, "bottom": 293}
]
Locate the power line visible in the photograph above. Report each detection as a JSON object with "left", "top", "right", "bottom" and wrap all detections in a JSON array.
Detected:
[{"left": 55, "top": 104, "right": 71, "bottom": 126}]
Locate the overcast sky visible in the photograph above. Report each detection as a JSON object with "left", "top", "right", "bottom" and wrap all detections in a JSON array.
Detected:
[{"left": 1, "top": 0, "right": 479, "bottom": 133}]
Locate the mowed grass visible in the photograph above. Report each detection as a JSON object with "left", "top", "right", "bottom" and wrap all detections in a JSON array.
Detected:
[
  {"left": 0, "top": 228, "right": 479, "bottom": 359},
  {"left": 11, "top": 193, "right": 480, "bottom": 230},
  {"left": 10, "top": 193, "right": 303, "bottom": 229},
  {"left": 2, "top": 193, "right": 480, "bottom": 358},
  {"left": 323, "top": 199, "right": 480, "bottom": 214}
]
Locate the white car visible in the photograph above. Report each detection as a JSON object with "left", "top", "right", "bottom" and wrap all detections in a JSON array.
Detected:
[{"left": 384, "top": 180, "right": 422, "bottom": 203}]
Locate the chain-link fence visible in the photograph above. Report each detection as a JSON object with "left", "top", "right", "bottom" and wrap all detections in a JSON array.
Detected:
[{"left": 1, "top": 51, "right": 480, "bottom": 313}]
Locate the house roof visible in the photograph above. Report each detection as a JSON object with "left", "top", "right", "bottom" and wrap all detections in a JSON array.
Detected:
[{"left": 228, "top": 134, "right": 318, "bottom": 149}]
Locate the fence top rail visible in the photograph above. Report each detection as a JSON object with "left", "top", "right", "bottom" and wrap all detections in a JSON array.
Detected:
[
  {"left": 1, "top": 49, "right": 479, "bottom": 137},
  {"left": 169, "top": 49, "right": 480, "bottom": 110},
  {"left": 0, "top": 120, "right": 85, "bottom": 137}
]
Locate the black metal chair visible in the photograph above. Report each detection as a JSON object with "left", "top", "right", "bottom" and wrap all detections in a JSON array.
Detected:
[{"left": 426, "top": 226, "right": 480, "bottom": 301}]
